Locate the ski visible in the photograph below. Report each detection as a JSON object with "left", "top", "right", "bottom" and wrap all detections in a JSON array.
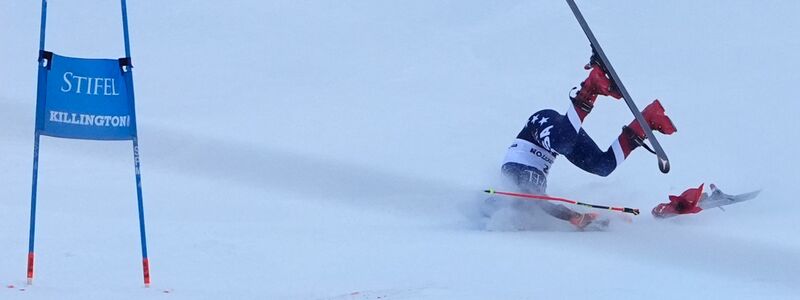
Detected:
[
  {"left": 698, "top": 184, "right": 761, "bottom": 210},
  {"left": 653, "top": 184, "right": 761, "bottom": 218},
  {"left": 566, "top": 0, "right": 672, "bottom": 173}
]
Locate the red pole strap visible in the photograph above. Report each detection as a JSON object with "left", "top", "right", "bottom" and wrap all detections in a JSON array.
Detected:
[{"left": 484, "top": 189, "right": 640, "bottom": 215}]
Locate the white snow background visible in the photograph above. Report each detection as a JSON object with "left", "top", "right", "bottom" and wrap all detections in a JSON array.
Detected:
[{"left": 1, "top": 0, "right": 798, "bottom": 299}]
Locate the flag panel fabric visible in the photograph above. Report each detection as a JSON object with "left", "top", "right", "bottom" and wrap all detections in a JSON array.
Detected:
[{"left": 38, "top": 53, "right": 134, "bottom": 140}]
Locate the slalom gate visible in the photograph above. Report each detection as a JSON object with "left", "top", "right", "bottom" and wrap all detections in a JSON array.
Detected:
[{"left": 27, "top": 0, "right": 151, "bottom": 286}]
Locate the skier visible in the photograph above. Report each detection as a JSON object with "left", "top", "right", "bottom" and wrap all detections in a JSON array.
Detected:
[{"left": 496, "top": 57, "right": 677, "bottom": 229}]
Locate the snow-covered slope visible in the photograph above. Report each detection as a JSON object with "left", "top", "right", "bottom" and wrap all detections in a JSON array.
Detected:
[{"left": 1, "top": 1, "right": 799, "bottom": 299}]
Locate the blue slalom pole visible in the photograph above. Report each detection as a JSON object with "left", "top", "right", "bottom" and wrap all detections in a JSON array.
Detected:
[
  {"left": 38, "top": 0, "right": 47, "bottom": 51},
  {"left": 27, "top": 135, "right": 40, "bottom": 285},
  {"left": 132, "top": 137, "right": 150, "bottom": 286},
  {"left": 27, "top": 0, "right": 48, "bottom": 285},
  {"left": 121, "top": 0, "right": 131, "bottom": 58},
  {"left": 121, "top": 0, "right": 151, "bottom": 287}
]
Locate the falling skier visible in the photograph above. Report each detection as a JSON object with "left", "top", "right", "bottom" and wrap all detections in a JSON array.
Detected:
[{"left": 492, "top": 57, "right": 677, "bottom": 230}]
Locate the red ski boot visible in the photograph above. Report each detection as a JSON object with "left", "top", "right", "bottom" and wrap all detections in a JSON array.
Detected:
[
  {"left": 626, "top": 99, "right": 677, "bottom": 139},
  {"left": 572, "top": 63, "right": 623, "bottom": 113},
  {"left": 652, "top": 184, "right": 705, "bottom": 218},
  {"left": 617, "top": 99, "right": 677, "bottom": 157}
]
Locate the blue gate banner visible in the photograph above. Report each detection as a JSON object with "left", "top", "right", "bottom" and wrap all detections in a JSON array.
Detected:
[{"left": 37, "top": 53, "right": 135, "bottom": 140}]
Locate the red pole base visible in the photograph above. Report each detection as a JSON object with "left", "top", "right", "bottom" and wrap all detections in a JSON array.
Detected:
[
  {"left": 26, "top": 252, "right": 34, "bottom": 285},
  {"left": 142, "top": 258, "right": 151, "bottom": 287}
]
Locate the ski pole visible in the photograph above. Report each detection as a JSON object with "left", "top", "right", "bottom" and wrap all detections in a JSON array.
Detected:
[{"left": 484, "top": 189, "right": 640, "bottom": 215}]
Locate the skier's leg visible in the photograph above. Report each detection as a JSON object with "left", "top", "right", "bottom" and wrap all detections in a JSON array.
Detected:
[
  {"left": 527, "top": 62, "right": 625, "bottom": 157},
  {"left": 499, "top": 163, "right": 603, "bottom": 229},
  {"left": 548, "top": 122, "right": 641, "bottom": 177},
  {"left": 545, "top": 63, "right": 625, "bottom": 167},
  {"left": 562, "top": 129, "right": 620, "bottom": 177},
  {"left": 559, "top": 123, "right": 662, "bottom": 176},
  {"left": 533, "top": 110, "right": 620, "bottom": 177},
  {"left": 555, "top": 100, "right": 678, "bottom": 177},
  {"left": 536, "top": 199, "right": 604, "bottom": 230},
  {"left": 534, "top": 201, "right": 579, "bottom": 221}
]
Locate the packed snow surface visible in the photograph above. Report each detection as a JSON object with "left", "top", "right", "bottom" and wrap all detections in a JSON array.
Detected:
[{"left": 1, "top": 1, "right": 798, "bottom": 299}]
